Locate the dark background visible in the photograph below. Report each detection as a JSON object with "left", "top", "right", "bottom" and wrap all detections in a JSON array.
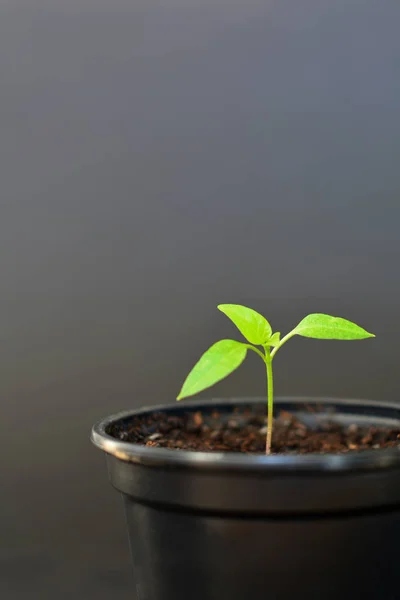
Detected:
[{"left": 1, "top": 1, "right": 400, "bottom": 598}]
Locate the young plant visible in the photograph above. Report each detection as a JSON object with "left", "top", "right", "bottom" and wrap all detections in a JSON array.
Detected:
[{"left": 177, "top": 305, "right": 375, "bottom": 454}]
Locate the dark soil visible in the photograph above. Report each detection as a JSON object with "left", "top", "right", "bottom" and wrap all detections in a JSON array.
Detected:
[{"left": 109, "top": 406, "right": 400, "bottom": 454}]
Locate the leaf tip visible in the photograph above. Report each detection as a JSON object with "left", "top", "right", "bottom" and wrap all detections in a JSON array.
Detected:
[{"left": 361, "top": 328, "right": 375, "bottom": 339}]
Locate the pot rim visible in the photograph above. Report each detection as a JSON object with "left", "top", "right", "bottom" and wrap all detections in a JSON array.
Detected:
[{"left": 91, "top": 396, "right": 400, "bottom": 473}]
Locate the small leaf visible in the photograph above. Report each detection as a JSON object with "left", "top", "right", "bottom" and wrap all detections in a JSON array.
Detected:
[
  {"left": 266, "top": 332, "right": 281, "bottom": 347},
  {"left": 177, "top": 339, "right": 248, "bottom": 400},
  {"left": 218, "top": 304, "right": 272, "bottom": 345},
  {"left": 292, "top": 314, "right": 375, "bottom": 340}
]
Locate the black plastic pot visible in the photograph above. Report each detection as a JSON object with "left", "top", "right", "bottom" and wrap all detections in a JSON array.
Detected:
[{"left": 91, "top": 397, "right": 400, "bottom": 600}]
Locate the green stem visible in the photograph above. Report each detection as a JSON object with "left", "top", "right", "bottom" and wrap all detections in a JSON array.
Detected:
[
  {"left": 246, "top": 345, "right": 266, "bottom": 361},
  {"left": 265, "top": 348, "right": 274, "bottom": 455},
  {"left": 270, "top": 330, "right": 296, "bottom": 359}
]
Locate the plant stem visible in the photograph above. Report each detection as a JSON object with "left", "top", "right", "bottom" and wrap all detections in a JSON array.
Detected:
[
  {"left": 270, "top": 330, "right": 296, "bottom": 359},
  {"left": 246, "top": 345, "right": 266, "bottom": 361},
  {"left": 265, "top": 349, "right": 274, "bottom": 455}
]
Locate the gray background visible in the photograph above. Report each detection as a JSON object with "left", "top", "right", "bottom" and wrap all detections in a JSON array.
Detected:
[{"left": 1, "top": 0, "right": 399, "bottom": 598}]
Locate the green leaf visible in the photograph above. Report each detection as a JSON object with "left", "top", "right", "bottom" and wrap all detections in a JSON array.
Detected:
[
  {"left": 266, "top": 332, "right": 281, "bottom": 347},
  {"left": 177, "top": 339, "right": 248, "bottom": 400},
  {"left": 292, "top": 314, "right": 375, "bottom": 340},
  {"left": 217, "top": 304, "right": 272, "bottom": 345}
]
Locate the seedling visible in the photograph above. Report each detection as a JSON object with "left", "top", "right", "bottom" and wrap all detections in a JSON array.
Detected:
[{"left": 177, "top": 305, "right": 375, "bottom": 454}]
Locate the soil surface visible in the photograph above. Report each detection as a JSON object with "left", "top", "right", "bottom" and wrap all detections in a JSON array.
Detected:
[{"left": 109, "top": 406, "right": 400, "bottom": 454}]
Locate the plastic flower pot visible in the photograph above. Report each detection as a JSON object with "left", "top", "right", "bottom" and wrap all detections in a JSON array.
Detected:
[{"left": 91, "top": 397, "right": 400, "bottom": 600}]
